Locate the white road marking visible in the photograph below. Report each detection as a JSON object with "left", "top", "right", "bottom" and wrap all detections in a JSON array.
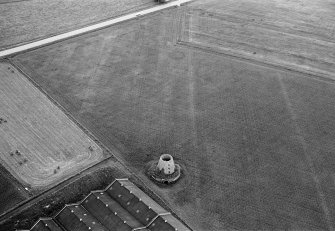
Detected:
[{"left": 0, "top": 0, "right": 192, "bottom": 58}]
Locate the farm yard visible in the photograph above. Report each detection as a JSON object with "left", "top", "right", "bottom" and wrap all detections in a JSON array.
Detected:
[{"left": 0, "top": 62, "right": 104, "bottom": 188}]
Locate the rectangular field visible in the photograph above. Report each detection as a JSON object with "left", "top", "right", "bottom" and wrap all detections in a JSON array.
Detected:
[
  {"left": 0, "top": 62, "right": 103, "bottom": 188},
  {"left": 180, "top": 9, "right": 335, "bottom": 79}
]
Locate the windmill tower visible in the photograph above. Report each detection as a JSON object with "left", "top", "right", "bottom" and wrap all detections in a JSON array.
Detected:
[
  {"left": 157, "top": 154, "right": 175, "bottom": 174},
  {"left": 147, "top": 154, "right": 181, "bottom": 184}
]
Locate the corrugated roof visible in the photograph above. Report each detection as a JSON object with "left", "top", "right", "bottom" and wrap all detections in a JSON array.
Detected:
[
  {"left": 31, "top": 218, "right": 64, "bottom": 231},
  {"left": 18, "top": 179, "right": 190, "bottom": 231}
]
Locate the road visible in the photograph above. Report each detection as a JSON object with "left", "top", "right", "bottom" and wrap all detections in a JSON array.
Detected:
[{"left": 0, "top": 0, "right": 192, "bottom": 58}]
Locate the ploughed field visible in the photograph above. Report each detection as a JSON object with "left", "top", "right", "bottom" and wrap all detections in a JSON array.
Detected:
[{"left": 12, "top": 0, "right": 335, "bottom": 230}]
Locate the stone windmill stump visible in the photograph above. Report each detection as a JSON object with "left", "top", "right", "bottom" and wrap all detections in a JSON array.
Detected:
[
  {"left": 157, "top": 154, "right": 175, "bottom": 174},
  {"left": 146, "top": 154, "right": 181, "bottom": 185}
]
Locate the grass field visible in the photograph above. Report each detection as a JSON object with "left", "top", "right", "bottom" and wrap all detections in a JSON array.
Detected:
[
  {"left": 0, "top": 164, "right": 28, "bottom": 216},
  {"left": 12, "top": 0, "right": 335, "bottom": 230},
  {"left": 0, "top": 62, "right": 104, "bottom": 187}
]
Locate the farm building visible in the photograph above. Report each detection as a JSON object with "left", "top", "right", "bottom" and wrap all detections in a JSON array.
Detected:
[{"left": 18, "top": 179, "right": 189, "bottom": 231}]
